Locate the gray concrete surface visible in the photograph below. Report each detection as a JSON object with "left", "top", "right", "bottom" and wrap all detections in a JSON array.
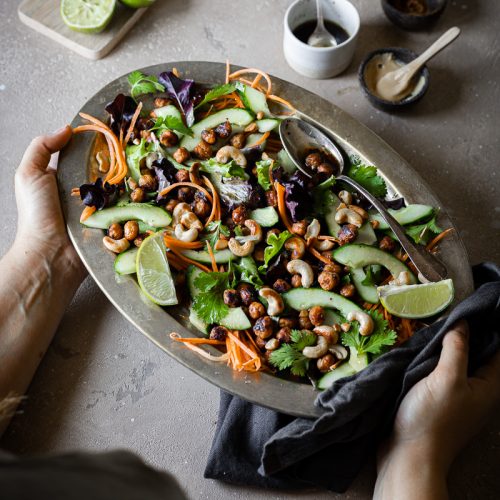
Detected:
[{"left": 0, "top": 0, "right": 499, "bottom": 498}]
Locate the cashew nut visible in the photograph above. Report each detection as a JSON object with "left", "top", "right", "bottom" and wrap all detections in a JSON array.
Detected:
[
  {"left": 335, "top": 208, "right": 363, "bottom": 227},
  {"left": 259, "top": 287, "right": 284, "bottom": 316},
  {"left": 174, "top": 223, "right": 199, "bottom": 242},
  {"left": 389, "top": 271, "right": 412, "bottom": 286},
  {"left": 313, "top": 325, "right": 339, "bottom": 345},
  {"left": 284, "top": 236, "right": 306, "bottom": 259},
  {"left": 103, "top": 236, "right": 130, "bottom": 254},
  {"left": 265, "top": 338, "right": 280, "bottom": 351},
  {"left": 313, "top": 239, "right": 335, "bottom": 251},
  {"left": 305, "top": 218, "right": 320, "bottom": 242},
  {"left": 189, "top": 162, "right": 203, "bottom": 185},
  {"left": 180, "top": 211, "right": 203, "bottom": 231},
  {"left": 214, "top": 238, "right": 228, "bottom": 251},
  {"left": 244, "top": 219, "right": 263, "bottom": 243},
  {"left": 286, "top": 259, "right": 314, "bottom": 288},
  {"left": 329, "top": 344, "right": 348, "bottom": 360},
  {"left": 228, "top": 239, "right": 255, "bottom": 257},
  {"left": 338, "top": 190, "right": 352, "bottom": 205},
  {"left": 348, "top": 204, "right": 369, "bottom": 221},
  {"left": 215, "top": 145, "right": 247, "bottom": 167},
  {"left": 347, "top": 311, "right": 375, "bottom": 336},
  {"left": 303, "top": 335, "right": 330, "bottom": 359},
  {"left": 173, "top": 202, "right": 191, "bottom": 223}
]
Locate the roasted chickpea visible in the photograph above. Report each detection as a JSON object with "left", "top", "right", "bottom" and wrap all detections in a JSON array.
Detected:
[
  {"left": 338, "top": 224, "right": 358, "bottom": 245},
  {"left": 193, "top": 140, "right": 212, "bottom": 160},
  {"left": 173, "top": 147, "right": 190, "bottom": 164},
  {"left": 166, "top": 199, "right": 179, "bottom": 213},
  {"left": 175, "top": 169, "right": 190, "bottom": 183},
  {"left": 291, "top": 274, "right": 302, "bottom": 288},
  {"left": 323, "top": 263, "right": 343, "bottom": 274},
  {"left": 253, "top": 315, "right": 274, "bottom": 339},
  {"left": 379, "top": 235, "right": 396, "bottom": 252},
  {"left": 266, "top": 229, "right": 281, "bottom": 240},
  {"left": 304, "top": 152, "right": 322, "bottom": 170},
  {"left": 276, "top": 327, "right": 292, "bottom": 344},
  {"left": 223, "top": 289, "right": 240, "bottom": 308},
  {"left": 210, "top": 325, "right": 229, "bottom": 341},
  {"left": 177, "top": 187, "right": 194, "bottom": 202},
  {"left": 134, "top": 235, "right": 145, "bottom": 247},
  {"left": 237, "top": 283, "right": 257, "bottom": 306},
  {"left": 273, "top": 279, "right": 291, "bottom": 294},
  {"left": 339, "top": 283, "right": 356, "bottom": 298},
  {"left": 108, "top": 223, "right": 123, "bottom": 240},
  {"left": 231, "top": 205, "right": 248, "bottom": 225},
  {"left": 138, "top": 173, "right": 158, "bottom": 191},
  {"left": 255, "top": 336, "right": 267, "bottom": 349},
  {"left": 291, "top": 220, "right": 307, "bottom": 237},
  {"left": 321, "top": 251, "right": 335, "bottom": 263},
  {"left": 230, "top": 133, "right": 246, "bottom": 149},
  {"left": 201, "top": 128, "right": 217, "bottom": 145},
  {"left": 130, "top": 187, "right": 145, "bottom": 203},
  {"left": 309, "top": 306, "right": 325, "bottom": 327},
  {"left": 317, "top": 354, "right": 336, "bottom": 373},
  {"left": 317, "top": 163, "right": 334, "bottom": 178},
  {"left": 215, "top": 120, "right": 232, "bottom": 139},
  {"left": 298, "top": 309, "right": 313, "bottom": 330},
  {"left": 154, "top": 97, "right": 171, "bottom": 108},
  {"left": 248, "top": 301, "right": 266, "bottom": 320},
  {"left": 265, "top": 190, "right": 278, "bottom": 207},
  {"left": 160, "top": 130, "right": 179, "bottom": 147},
  {"left": 192, "top": 195, "right": 211, "bottom": 219},
  {"left": 279, "top": 317, "right": 297, "bottom": 329},
  {"left": 124, "top": 221, "right": 139, "bottom": 241},
  {"left": 253, "top": 246, "right": 265, "bottom": 262},
  {"left": 318, "top": 271, "right": 339, "bottom": 291}
]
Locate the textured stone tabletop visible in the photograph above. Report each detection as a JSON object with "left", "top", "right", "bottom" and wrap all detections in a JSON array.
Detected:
[{"left": 0, "top": 0, "right": 498, "bottom": 498}]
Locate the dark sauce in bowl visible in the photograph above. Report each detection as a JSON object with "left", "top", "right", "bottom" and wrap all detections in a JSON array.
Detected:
[{"left": 293, "top": 19, "right": 350, "bottom": 46}]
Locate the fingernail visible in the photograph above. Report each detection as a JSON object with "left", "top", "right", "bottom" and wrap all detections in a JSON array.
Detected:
[{"left": 50, "top": 125, "right": 68, "bottom": 136}]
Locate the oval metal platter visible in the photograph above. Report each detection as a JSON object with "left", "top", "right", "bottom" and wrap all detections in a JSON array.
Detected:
[{"left": 58, "top": 61, "right": 473, "bottom": 418}]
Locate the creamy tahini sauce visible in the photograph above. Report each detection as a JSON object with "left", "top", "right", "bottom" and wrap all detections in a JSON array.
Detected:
[{"left": 364, "top": 52, "right": 425, "bottom": 102}]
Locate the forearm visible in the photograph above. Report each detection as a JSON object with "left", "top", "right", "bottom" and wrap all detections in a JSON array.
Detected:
[
  {"left": 0, "top": 238, "right": 84, "bottom": 433},
  {"left": 374, "top": 441, "right": 449, "bottom": 500}
]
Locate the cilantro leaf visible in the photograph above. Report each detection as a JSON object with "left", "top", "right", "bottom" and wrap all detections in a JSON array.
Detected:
[
  {"left": 192, "top": 271, "right": 231, "bottom": 324},
  {"left": 347, "top": 156, "right": 387, "bottom": 198},
  {"left": 258, "top": 230, "right": 292, "bottom": 272},
  {"left": 405, "top": 215, "right": 442, "bottom": 244},
  {"left": 312, "top": 176, "right": 336, "bottom": 216},
  {"left": 150, "top": 115, "right": 193, "bottom": 137},
  {"left": 269, "top": 330, "right": 318, "bottom": 377},
  {"left": 128, "top": 71, "right": 165, "bottom": 101},
  {"left": 194, "top": 82, "right": 243, "bottom": 109},
  {"left": 201, "top": 158, "right": 248, "bottom": 179},
  {"left": 202, "top": 221, "right": 230, "bottom": 250},
  {"left": 360, "top": 265, "right": 384, "bottom": 287},
  {"left": 342, "top": 310, "right": 397, "bottom": 356},
  {"left": 235, "top": 256, "right": 263, "bottom": 287},
  {"left": 255, "top": 159, "right": 274, "bottom": 191}
]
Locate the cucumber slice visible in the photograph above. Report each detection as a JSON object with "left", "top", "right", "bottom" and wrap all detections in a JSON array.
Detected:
[
  {"left": 323, "top": 193, "right": 341, "bottom": 237},
  {"left": 256, "top": 118, "right": 280, "bottom": 133},
  {"left": 154, "top": 104, "right": 182, "bottom": 121},
  {"left": 220, "top": 308, "right": 252, "bottom": 330},
  {"left": 83, "top": 203, "right": 172, "bottom": 229},
  {"left": 317, "top": 363, "right": 357, "bottom": 389},
  {"left": 182, "top": 249, "right": 233, "bottom": 264},
  {"left": 333, "top": 244, "right": 417, "bottom": 283},
  {"left": 189, "top": 309, "right": 208, "bottom": 334},
  {"left": 370, "top": 204, "right": 434, "bottom": 230},
  {"left": 323, "top": 309, "right": 345, "bottom": 325},
  {"left": 186, "top": 265, "right": 202, "bottom": 297},
  {"left": 114, "top": 248, "right": 138, "bottom": 275},
  {"left": 277, "top": 149, "right": 297, "bottom": 174},
  {"left": 283, "top": 288, "right": 362, "bottom": 317},
  {"left": 249, "top": 206, "right": 279, "bottom": 227},
  {"left": 180, "top": 108, "right": 254, "bottom": 151},
  {"left": 348, "top": 346, "right": 369, "bottom": 372},
  {"left": 350, "top": 267, "right": 379, "bottom": 304},
  {"left": 245, "top": 133, "right": 267, "bottom": 148},
  {"left": 238, "top": 84, "right": 271, "bottom": 116},
  {"left": 355, "top": 223, "right": 377, "bottom": 245}
]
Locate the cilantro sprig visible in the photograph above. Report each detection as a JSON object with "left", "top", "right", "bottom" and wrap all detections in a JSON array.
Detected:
[
  {"left": 405, "top": 215, "right": 442, "bottom": 244},
  {"left": 194, "top": 82, "right": 244, "bottom": 109},
  {"left": 128, "top": 70, "right": 165, "bottom": 101},
  {"left": 342, "top": 310, "right": 397, "bottom": 356},
  {"left": 150, "top": 115, "right": 193, "bottom": 137},
  {"left": 202, "top": 221, "right": 230, "bottom": 251},
  {"left": 269, "top": 330, "right": 317, "bottom": 377},
  {"left": 192, "top": 271, "right": 232, "bottom": 324},
  {"left": 347, "top": 156, "right": 387, "bottom": 198}
]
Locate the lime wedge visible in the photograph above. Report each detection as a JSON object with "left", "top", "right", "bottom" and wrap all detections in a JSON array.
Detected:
[
  {"left": 120, "top": 0, "right": 156, "bottom": 8},
  {"left": 378, "top": 279, "right": 454, "bottom": 319},
  {"left": 136, "top": 233, "right": 178, "bottom": 306},
  {"left": 61, "top": 0, "right": 116, "bottom": 33}
]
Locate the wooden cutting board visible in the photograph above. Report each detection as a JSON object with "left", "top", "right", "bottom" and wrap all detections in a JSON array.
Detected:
[{"left": 18, "top": 0, "right": 149, "bottom": 60}]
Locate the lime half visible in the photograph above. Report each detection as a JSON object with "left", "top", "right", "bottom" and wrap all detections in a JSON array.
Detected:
[
  {"left": 378, "top": 279, "right": 454, "bottom": 319},
  {"left": 61, "top": 0, "right": 116, "bottom": 33},
  {"left": 137, "top": 233, "right": 178, "bottom": 306},
  {"left": 120, "top": 0, "right": 156, "bottom": 8}
]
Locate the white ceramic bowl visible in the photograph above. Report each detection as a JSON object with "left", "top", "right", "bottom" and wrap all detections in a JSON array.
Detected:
[{"left": 283, "top": 0, "right": 360, "bottom": 79}]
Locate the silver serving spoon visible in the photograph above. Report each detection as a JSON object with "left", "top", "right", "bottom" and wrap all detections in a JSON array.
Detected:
[
  {"left": 279, "top": 118, "right": 448, "bottom": 282},
  {"left": 307, "top": 0, "right": 337, "bottom": 48}
]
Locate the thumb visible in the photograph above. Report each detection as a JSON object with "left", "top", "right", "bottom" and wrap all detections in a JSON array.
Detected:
[
  {"left": 18, "top": 126, "right": 73, "bottom": 176},
  {"left": 437, "top": 320, "right": 469, "bottom": 381}
]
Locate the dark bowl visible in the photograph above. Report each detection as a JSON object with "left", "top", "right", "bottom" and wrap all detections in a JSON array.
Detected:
[
  {"left": 358, "top": 47, "right": 430, "bottom": 111},
  {"left": 381, "top": 0, "right": 448, "bottom": 30}
]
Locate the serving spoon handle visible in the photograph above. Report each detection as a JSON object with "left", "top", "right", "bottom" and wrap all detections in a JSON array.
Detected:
[{"left": 337, "top": 174, "right": 448, "bottom": 282}]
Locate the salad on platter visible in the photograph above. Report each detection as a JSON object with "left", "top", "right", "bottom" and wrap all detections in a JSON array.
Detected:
[{"left": 72, "top": 63, "right": 454, "bottom": 389}]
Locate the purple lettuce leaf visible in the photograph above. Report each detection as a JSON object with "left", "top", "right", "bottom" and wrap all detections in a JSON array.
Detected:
[
  {"left": 104, "top": 94, "right": 138, "bottom": 136},
  {"left": 282, "top": 171, "right": 312, "bottom": 222},
  {"left": 80, "top": 178, "right": 118, "bottom": 210},
  {"left": 158, "top": 71, "right": 195, "bottom": 127},
  {"left": 153, "top": 157, "right": 178, "bottom": 202}
]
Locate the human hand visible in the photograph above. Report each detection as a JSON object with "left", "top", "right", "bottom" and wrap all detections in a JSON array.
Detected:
[{"left": 14, "top": 126, "right": 85, "bottom": 277}]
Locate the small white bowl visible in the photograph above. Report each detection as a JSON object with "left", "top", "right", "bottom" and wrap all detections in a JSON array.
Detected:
[{"left": 283, "top": 0, "right": 360, "bottom": 79}]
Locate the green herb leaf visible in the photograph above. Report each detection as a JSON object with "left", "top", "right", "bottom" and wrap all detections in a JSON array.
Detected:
[
  {"left": 202, "top": 221, "right": 230, "bottom": 250},
  {"left": 194, "top": 82, "right": 244, "bottom": 109},
  {"left": 255, "top": 159, "right": 274, "bottom": 191},
  {"left": 150, "top": 115, "right": 193, "bottom": 137},
  {"left": 360, "top": 265, "right": 384, "bottom": 287},
  {"left": 347, "top": 156, "right": 387, "bottom": 198},
  {"left": 125, "top": 138, "right": 156, "bottom": 181},
  {"left": 128, "top": 70, "right": 165, "bottom": 101},
  {"left": 405, "top": 215, "right": 442, "bottom": 244},
  {"left": 258, "top": 230, "right": 292, "bottom": 272},
  {"left": 201, "top": 158, "right": 248, "bottom": 179},
  {"left": 290, "top": 329, "right": 317, "bottom": 351},
  {"left": 235, "top": 256, "right": 263, "bottom": 287},
  {"left": 192, "top": 271, "right": 231, "bottom": 324}
]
